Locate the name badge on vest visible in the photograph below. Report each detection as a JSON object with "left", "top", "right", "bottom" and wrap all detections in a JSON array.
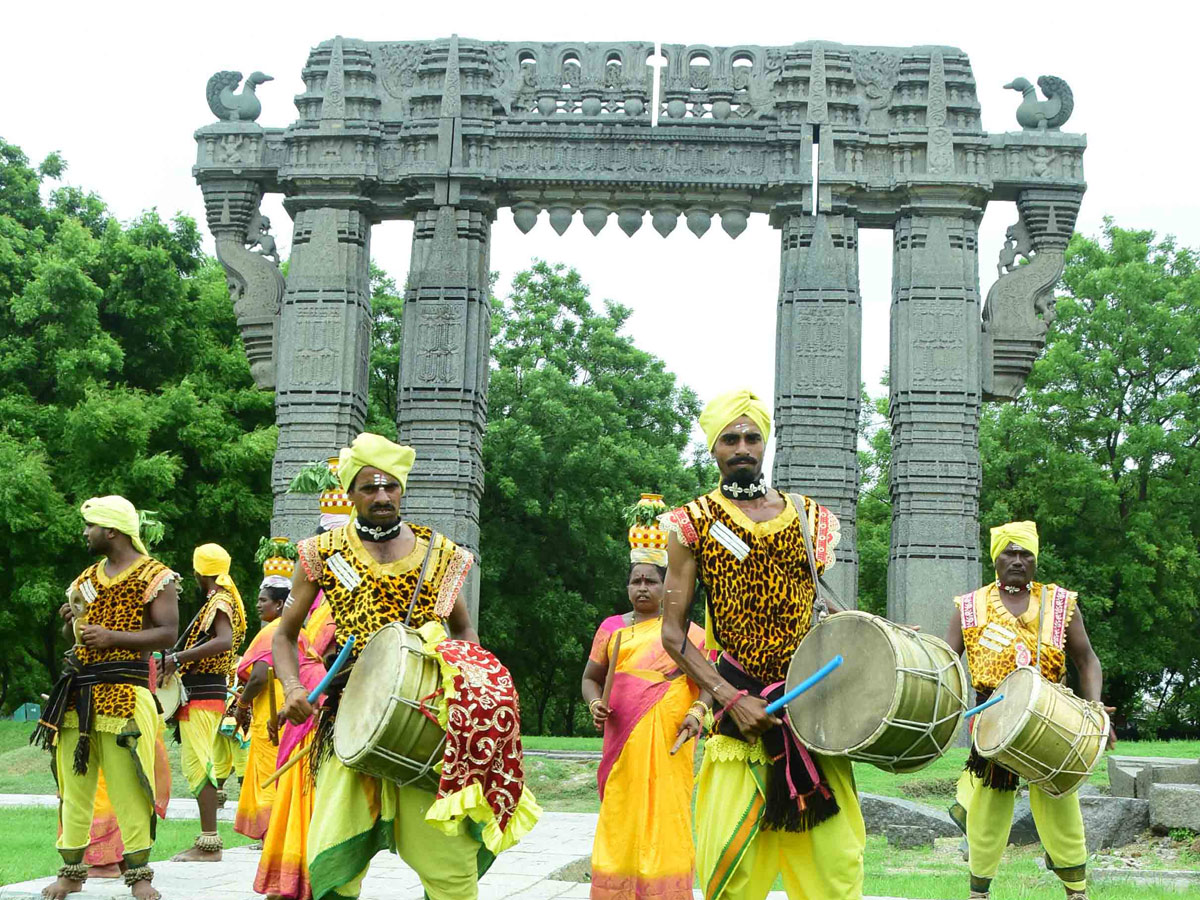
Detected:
[
  {"left": 327, "top": 553, "right": 362, "bottom": 592},
  {"left": 79, "top": 578, "right": 98, "bottom": 605},
  {"left": 709, "top": 521, "right": 751, "bottom": 562}
]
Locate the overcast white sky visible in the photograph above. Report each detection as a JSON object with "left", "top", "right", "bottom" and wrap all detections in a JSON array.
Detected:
[{"left": 4, "top": 1, "right": 1198, "bottom": 438}]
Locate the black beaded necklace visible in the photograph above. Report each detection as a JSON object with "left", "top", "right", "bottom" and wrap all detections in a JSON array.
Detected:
[{"left": 355, "top": 518, "right": 404, "bottom": 542}]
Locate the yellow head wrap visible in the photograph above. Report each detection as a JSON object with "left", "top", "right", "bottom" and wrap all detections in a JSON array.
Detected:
[
  {"left": 80, "top": 496, "right": 148, "bottom": 556},
  {"left": 699, "top": 388, "right": 772, "bottom": 451},
  {"left": 193, "top": 543, "right": 243, "bottom": 608},
  {"left": 338, "top": 433, "right": 417, "bottom": 494},
  {"left": 990, "top": 520, "right": 1039, "bottom": 563}
]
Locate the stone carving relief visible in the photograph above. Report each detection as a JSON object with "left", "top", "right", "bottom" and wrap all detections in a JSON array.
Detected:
[
  {"left": 206, "top": 71, "right": 273, "bottom": 122},
  {"left": 982, "top": 188, "right": 1082, "bottom": 400},
  {"left": 792, "top": 308, "right": 848, "bottom": 392},
  {"left": 488, "top": 42, "right": 653, "bottom": 120},
  {"left": 417, "top": 305, "right": 461, "bottom": 384},
  {"left": 292, "top": 310, "right": 341, "bottom": 387},
  {"left": 201, "top": 182, "right": 284, "bottom": 391},
  {"left": 925, "top": 53, "right": 955, "bottom": 175},
  {"left": 659, "top": 45, "right": 784, "bottom": 122},
  {"left": 850, "top": 49, "right": 900, "bottom": 128},
  {"left": 379, "top": 43, "right": 428, "bottom": 116},
  {"left": 1005, "top": 75, "right": 1074, "bottom": 131}
]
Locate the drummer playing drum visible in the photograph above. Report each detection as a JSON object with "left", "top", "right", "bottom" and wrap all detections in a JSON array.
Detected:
[
  {"left": 272, "top": 433, "right": 531, "bottom": 900},
  {"left": 660, "top": 388, "right": 866, "bottom": 900},
  {"left": 946, "top": 520, "right": 1116, "bottom": 900}
]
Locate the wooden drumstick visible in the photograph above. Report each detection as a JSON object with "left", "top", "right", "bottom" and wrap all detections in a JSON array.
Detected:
[
  {"left": 259, "top": 635, "right": 356, "bottom": 787},
  {"left": 260, "top": 738, "right": 315, "bottom": 789},
  {"left": 599, "top": 632, "right": 622, "bottom": 725}
]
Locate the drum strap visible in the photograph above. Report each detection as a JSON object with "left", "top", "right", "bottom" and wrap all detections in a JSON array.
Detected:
[
  {"left": 1035, "top": 585, "right": 1047, "bottom": 672},
  {"left": 791, "top": 494, "right": 845, "bottom": 616},
  {"left": 404, "top": 531, "right": 440, "bottom": 627}
]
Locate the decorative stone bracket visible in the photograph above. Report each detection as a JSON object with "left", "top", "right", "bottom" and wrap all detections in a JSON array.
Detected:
[
  {"left": 200, "top": 176, "right": 285, "bottom": 390},
  {"left": 981, "top": 187, "right": 1082, "bottom": 400}
]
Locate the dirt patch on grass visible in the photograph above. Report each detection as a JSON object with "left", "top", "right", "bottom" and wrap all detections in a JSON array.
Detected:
[{"left": 898, "top": 776, "right": 958, "bottom": 802}]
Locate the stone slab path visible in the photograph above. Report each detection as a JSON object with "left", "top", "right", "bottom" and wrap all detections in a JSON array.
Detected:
[{"left": 0, "top": 798, "right": 921, "bottom": 900}]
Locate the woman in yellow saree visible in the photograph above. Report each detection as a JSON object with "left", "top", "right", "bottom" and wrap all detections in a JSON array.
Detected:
[
  {"left": 233, "top": 577, "right": 288, "bottom": 841},
  {"left": 581, "top": 495, "right": 711, "bottom": 900},
  {"left": 253, "top": 533, "right": 341, "bottom": 900}
]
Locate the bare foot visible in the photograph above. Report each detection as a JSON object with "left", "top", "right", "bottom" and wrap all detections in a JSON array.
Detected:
[
  {"left": 89, "top": 863, "right": 122, "bottom": 878},
  {"left": 130, "top": 878, "right": 161, "bottom": 900},
  {"left": 41, "top": 876, "right": 83, "bottom": 900},
  {"left": 169, "top": 846, "right": 222, "bottom": 862}
]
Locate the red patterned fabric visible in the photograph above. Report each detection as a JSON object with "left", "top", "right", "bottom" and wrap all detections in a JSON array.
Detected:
[{"left": 434, "top": 639, "right": 526, "bottom": 835}]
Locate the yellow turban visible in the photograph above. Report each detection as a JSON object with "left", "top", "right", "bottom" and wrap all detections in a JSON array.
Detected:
[
  {"left": 990, "top": 520, "right": 1039, "bottom": 563},
  {"left": 338, "top": 432, "right": 416, "bottom": 494},
  {"left": 699, "top": 388, "right": 772, "bottom": 450},
  {"left": 81, "top": 496, "right": 148, "bottom": 556},
  {"left": 193, "top": 543, "right": 243, "bottom": 608}
]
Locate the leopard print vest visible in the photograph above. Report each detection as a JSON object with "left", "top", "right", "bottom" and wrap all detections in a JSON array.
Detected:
[
  {"left": 662, "top": 491, "right": 838, "bottom": 685},
  {"left": 70, "top": 557, "right": 177, "bottom": 720},
  {"left": 296, "top": 522, "right": 474, "bottom": 660},
  {"left": 956, "top": 582, "right": 1077, "bottom": 690},
  {"left": 180, "top": 588, "right": 247, "bottom": 678}
]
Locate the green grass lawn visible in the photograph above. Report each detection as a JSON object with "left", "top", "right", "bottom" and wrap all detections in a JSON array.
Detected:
[
  {"left": 861, "top": 834, "right": 1197, "bottom": 899},
  {"left": 0, "top": 807, "right": 251, "bottom": 885}
]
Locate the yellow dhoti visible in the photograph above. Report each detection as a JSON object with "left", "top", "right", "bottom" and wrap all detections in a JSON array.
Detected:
[
  {"left": 953, "top": 771, "right": 1087, "bottom": 892},
  {"left": 55, "top": 687, "right": 159, "bottom": 867},
  {"left": 695, "top": 738, "right": 865, "bottom": 900},
  {"left": 178, "top": 706, "right": 224, "bottom": 796},
  {"left": 307, "top": 756, "right": 484, "bottom": 900}
]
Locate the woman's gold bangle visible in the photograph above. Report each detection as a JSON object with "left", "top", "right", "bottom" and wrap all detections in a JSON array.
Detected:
[{"left": 588, "top": 698, "right": 604, "bottom": 711}]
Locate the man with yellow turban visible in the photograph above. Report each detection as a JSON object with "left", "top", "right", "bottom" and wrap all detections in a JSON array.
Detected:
[
  {"left": 273, "top": 433, "right": 540, "bottom": 900},
  {"left": 33, "top": 496, "right": 180, "bottom": 900},
  {"left": 159, "top": 542, "right": 247, "bottom": 861},
  {"left": 945, "top": 520, "right": 1115, "bottom": 900},
  {"left": 660, "top": 390, "right": 865, "bottom": 900}
]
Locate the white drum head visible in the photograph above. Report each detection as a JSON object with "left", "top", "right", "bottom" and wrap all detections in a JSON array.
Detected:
[
  {"left": 974, "top": 666, "right": 1037, "bottom": 754},
  {"left": 334, "top": 624, "right": 403, "bottom": 762},
  {"left": 786, "top": 611, "right": 896, "bottom": 752}
]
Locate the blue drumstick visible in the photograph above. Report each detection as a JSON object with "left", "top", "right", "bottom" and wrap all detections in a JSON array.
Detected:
[
  {"left": 963, "top": 693, "right": 1005, "bottom": 720},
  {"left": 764, "top": 655, "right": 844, "bottom": 715},
  {"left": 308, "top": 635, "right": 356, "bottom": 704}
]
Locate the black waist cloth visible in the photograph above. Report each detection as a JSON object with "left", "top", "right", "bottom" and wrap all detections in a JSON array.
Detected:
[
  {"left": 964, "top": 688, "right": 1020, "bottom": 791},
  {"left": 181, "top": 672, "right": 229, "bottom": 701},
  {"left": 715, "top": 654, "right": 839, "bottom": 832},
  {"left": 31, "top": 654, "right": 152, "bottom": 775}
]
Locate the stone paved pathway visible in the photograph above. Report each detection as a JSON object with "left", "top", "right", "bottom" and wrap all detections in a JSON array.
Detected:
[{"left": 0, "top": 798, "right": 920, "bottom": 900}]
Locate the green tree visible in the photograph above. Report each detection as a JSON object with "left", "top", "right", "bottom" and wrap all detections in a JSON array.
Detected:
[
  {"left": 0, "top": 139, "right": 275, "bottom": 709},
  {"left": 978, "top": 221, "right": 1200, "bottom": 733},
  {"left": 363, "top": 263, "right": 403, "bottom": 440},
  {"left": 856, "top": 387, "right": 891, "bottom": 616},
  {"left": 478, "top": 261, "right": 714, "bottom": 734}
]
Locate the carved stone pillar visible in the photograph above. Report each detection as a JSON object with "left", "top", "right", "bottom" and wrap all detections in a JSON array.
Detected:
[
  {"left": 772, "top": 211, "right": 862, "bottom": 606},
  {"left": 887, "top": 213, "right": 983, "bottom": 636},
  {"left": 270, "top": 205, "right": 373, "bottom": 537},
  {"left": 397, "top": 205, "right": 494, "bottom": 621}
]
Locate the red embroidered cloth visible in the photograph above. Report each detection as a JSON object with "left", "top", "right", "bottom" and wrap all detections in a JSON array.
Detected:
[{"left": 435, "top": 640, "right": 526, "bottom": 835}]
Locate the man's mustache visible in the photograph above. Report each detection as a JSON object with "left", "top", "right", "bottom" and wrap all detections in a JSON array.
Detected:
[{"left": 729, "top": 456, "right": 756, "bottom": 466}]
